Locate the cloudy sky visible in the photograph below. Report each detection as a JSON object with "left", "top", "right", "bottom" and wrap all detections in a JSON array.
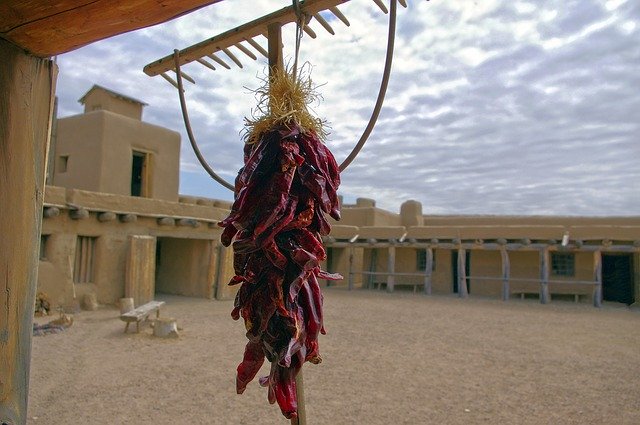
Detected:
[{"left": 54, "top": 0, "right": 640, "bottom": 216}]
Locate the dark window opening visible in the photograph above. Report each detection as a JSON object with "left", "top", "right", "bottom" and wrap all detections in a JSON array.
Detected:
[
  {"left": 417, "top": 250, "right": 436, "bottom": 271},
  {"left": 40, "top": 234, "right": 50, "bottom": 260},
  {"left": 131, "top": 151, "right": 146, "bottom": 197},
  {"left": 58, "top": 155, "right": 69, "bottom": 173},
  {"left": 551, "top": 253, "right": 575, "bottom": 276}
]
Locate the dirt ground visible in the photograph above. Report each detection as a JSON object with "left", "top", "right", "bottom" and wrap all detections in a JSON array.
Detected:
[{"left": 28, "top": 288, "right": 640, "bottom": 425}]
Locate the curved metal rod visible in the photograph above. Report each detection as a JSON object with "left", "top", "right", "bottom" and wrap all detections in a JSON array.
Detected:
[
  {"left": 339, "top": 0, "right": 397, "bottom": 172},
  {"left": 173, "top": 50, "right": 235, "bottom": 192}
]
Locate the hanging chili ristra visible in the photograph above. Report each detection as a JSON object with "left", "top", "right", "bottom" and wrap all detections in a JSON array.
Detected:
[{"left": 219, "top": 68, "right": 341, "bottom": 419}]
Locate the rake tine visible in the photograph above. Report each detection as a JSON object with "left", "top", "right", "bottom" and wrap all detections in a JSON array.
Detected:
[
  {"left": 303, "top": 25, "right": 317, "bottom": 38},
  {"left": 176, "top": 70, "right": 195, "bottom": 84},
  {"left": 329, "top": 7, "right": 350, "bottom": 26},
  {"left": 196, "top": 58, "right": 216, "bottom": 71},
  {"left": 222, "top": 47, "right": 243, "bottom": 68},
  {"left": 373, "top": 0, "right": 389, "bottom": 14},
  {"left": 398, "top": 0, "right": 407, "bottom": 7},
  {"left": 313, "top": 13, "right": 335, "bottom": 35},
  {"left": 246, "top": 38, "right": 268, "bottom": 58},
  {"left": 160, "top": 72, "right": 181, "bottom": 91},
  {"left": 207, "top": 53, "right": 231, "bottom": 69},
  {"left": 235, "top": 43, "right": 257, "bottom": 60}
]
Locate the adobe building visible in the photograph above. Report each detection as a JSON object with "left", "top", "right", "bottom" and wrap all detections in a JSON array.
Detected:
[
  {"left": 38, "top": 86, "right": 639, "bottom": 312},
  {"left": 39, "top": 85, "right": 236, "bottom": 309},
  {"left": 326, "top": 199, "right": 640, "bottom": 306}
]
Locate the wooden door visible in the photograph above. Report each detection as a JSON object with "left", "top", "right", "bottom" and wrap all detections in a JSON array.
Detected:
[
  {"left": 125, "top": 235, "right": 156, "bottom": 306},
  {"left": 602, "top": 254, "right": 634, "bottom": 305}
]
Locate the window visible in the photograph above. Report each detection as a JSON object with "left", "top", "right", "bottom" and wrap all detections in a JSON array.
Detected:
[
  {"left": 40, "top": 234, "right": 50, "bottom": 260},
  {"left": 74, "top": 236, "right": 97, "bottom": 283},
  {"left": 551, "top": 252, "right": 575, "bottom": 276},
  {"left": 417, "top": 250, "right": 436, "bottom": 271},
  {"left": 58, "top": 155, "right": 69, "bottom": 173}
]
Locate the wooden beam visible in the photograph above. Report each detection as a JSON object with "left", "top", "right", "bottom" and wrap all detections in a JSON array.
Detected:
[
  {"left": 143, "top": 0, "right": 349, "bottom": 76},
  {"left": 1, "top": 0, "right": 223, "bottom": 57},
  {"left": 0, "top": 39, "right": 57, "bottom": 424}
]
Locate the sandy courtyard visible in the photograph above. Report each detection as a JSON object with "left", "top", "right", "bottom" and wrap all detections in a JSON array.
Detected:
[{"left": 27, "top": 288, "right": 640, "bottom": 424}]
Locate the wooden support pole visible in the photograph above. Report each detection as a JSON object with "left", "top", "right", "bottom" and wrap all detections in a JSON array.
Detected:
[
  {"left": 539, "top": 247, "right": 551, "bottom": 304},
  {"left": 424, "top": 248, "right": 433, "bottom": 295},
  {"left": 1, "top": 39, "right": 57, "bottom": 425},
  {"left": 368, "top": 249, "right": 377, "bottom": 289},
  {"left": 501, "top": 247, "right": 510, "bottom": 301},
  {"left": 387, "top": 244, "right": 396, "bottom": 292},
  {"left": 347, "top": 245, "right": 354, "bottom": 290},
  {"left": 457, "top": 248, "right": 469, "bottom": 298},
  {"left": 267, "top": 22, "right": 284, "bottom": 77},
  {"left": 593, "top": 250, "right": 602, "bottom": 308}
]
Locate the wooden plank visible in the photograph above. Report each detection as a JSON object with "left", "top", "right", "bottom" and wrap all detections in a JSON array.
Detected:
[
  {"left": 143, "top": 0, "right": 349, "bottom": 76},
  {"left": 125, "top": 235, "right": 157, "bottom": 306},
  {"left": 1, "top": 0, "right": 223, "bottom": 57},
  {"left": 0, "top": 38, "right": 57, "bottom": 424}
]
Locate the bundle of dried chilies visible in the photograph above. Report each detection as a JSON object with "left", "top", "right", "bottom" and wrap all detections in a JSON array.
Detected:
[{"left": 219, "top": 68, "right": 341, "bottom": 419}]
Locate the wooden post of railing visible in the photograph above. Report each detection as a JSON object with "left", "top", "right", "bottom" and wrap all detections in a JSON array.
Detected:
[
  {"left": 500, "top": 247, "right": 510, "bottom": 301},
  {"left": 539, "top": 247, "right": 551, "bottom": 304},
  {"left": 593, "top": 250, "right": 602, "bottom": 308},
  {"left": 424, "top": 248, "right": 433, "bottom": 295},
  {"left": 457, "top": 248, "right": 469, "bottom": 298},
  {"left": 387, "top": 242, "right": 396, "bottom": 292}
]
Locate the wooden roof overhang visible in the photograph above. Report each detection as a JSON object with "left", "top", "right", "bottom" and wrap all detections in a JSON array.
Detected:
[{"left": 0, "top": 0, "right": 223, "bottom": 57}]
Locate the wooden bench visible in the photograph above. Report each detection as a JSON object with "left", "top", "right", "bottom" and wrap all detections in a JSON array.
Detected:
[{"left": 120, "top": 300, "right": 165, "bottom": 333}]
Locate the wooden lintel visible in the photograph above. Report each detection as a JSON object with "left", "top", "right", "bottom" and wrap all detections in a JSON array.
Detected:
[{"left": 143, "top": 0, "right": 349, "bottom": 77}]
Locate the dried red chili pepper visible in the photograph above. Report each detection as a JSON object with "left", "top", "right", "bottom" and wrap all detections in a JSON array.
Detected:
[{"left": 219, "top": 124, "right": 341, "bottom": 419}]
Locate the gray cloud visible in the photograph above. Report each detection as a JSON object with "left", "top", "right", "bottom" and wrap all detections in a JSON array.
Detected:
[{"left": 54, "top": 0, "right": 640, "bottom": 216}]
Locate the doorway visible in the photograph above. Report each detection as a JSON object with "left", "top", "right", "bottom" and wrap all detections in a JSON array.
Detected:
[
  {"left": 451, "top": 250, "right": 471, "bottom": 294},
  {"left": 131, "top": 150, "right": 150, "bottom": 197},
  {"left": 602, "top": 254, "right": 635, "bottom": 305}
]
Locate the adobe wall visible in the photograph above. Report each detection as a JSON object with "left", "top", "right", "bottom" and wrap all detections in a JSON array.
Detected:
[
  {"left": 54, "top": 110, "right": 180, "bottom": 201},
  {"left": 38, "top": 186, "right": 236, "bottom": 308}
]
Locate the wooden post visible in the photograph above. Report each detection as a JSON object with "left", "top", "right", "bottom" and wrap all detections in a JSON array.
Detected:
[
  {"left": 539, "top": 247, "right": 550, "bottom": 304},
  {"left": 500, "top": 247, "right": 510, "bottom": 301},
  {"left": 423, "top": 248, "right": 433, "bottom": 295},
  {"left": 1, "top": 39, "right": 57, "bottom": 425},
  {"left": 368, "top": 248, "right": 377, "bottom": 289},
  {"left": 268, "top": 22, "right": 283, "bottom": 76},
  {"left": 593, "top": 250, "right": 602, "bottom": 308},
  {"left": 457, "top": 248, "right": 468, "bottom": 298},
  {"left": 387, "top": 243, "right": 396, "bottom": 292},
  {"left": 347, "top": 245, "right": 354, "bottom": 290},
  {"left": 215, "top": 244, "right": 227, "bottom": 300},
  {"left": 206, "top": 240, "right": 218, "bottom": 299}
]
